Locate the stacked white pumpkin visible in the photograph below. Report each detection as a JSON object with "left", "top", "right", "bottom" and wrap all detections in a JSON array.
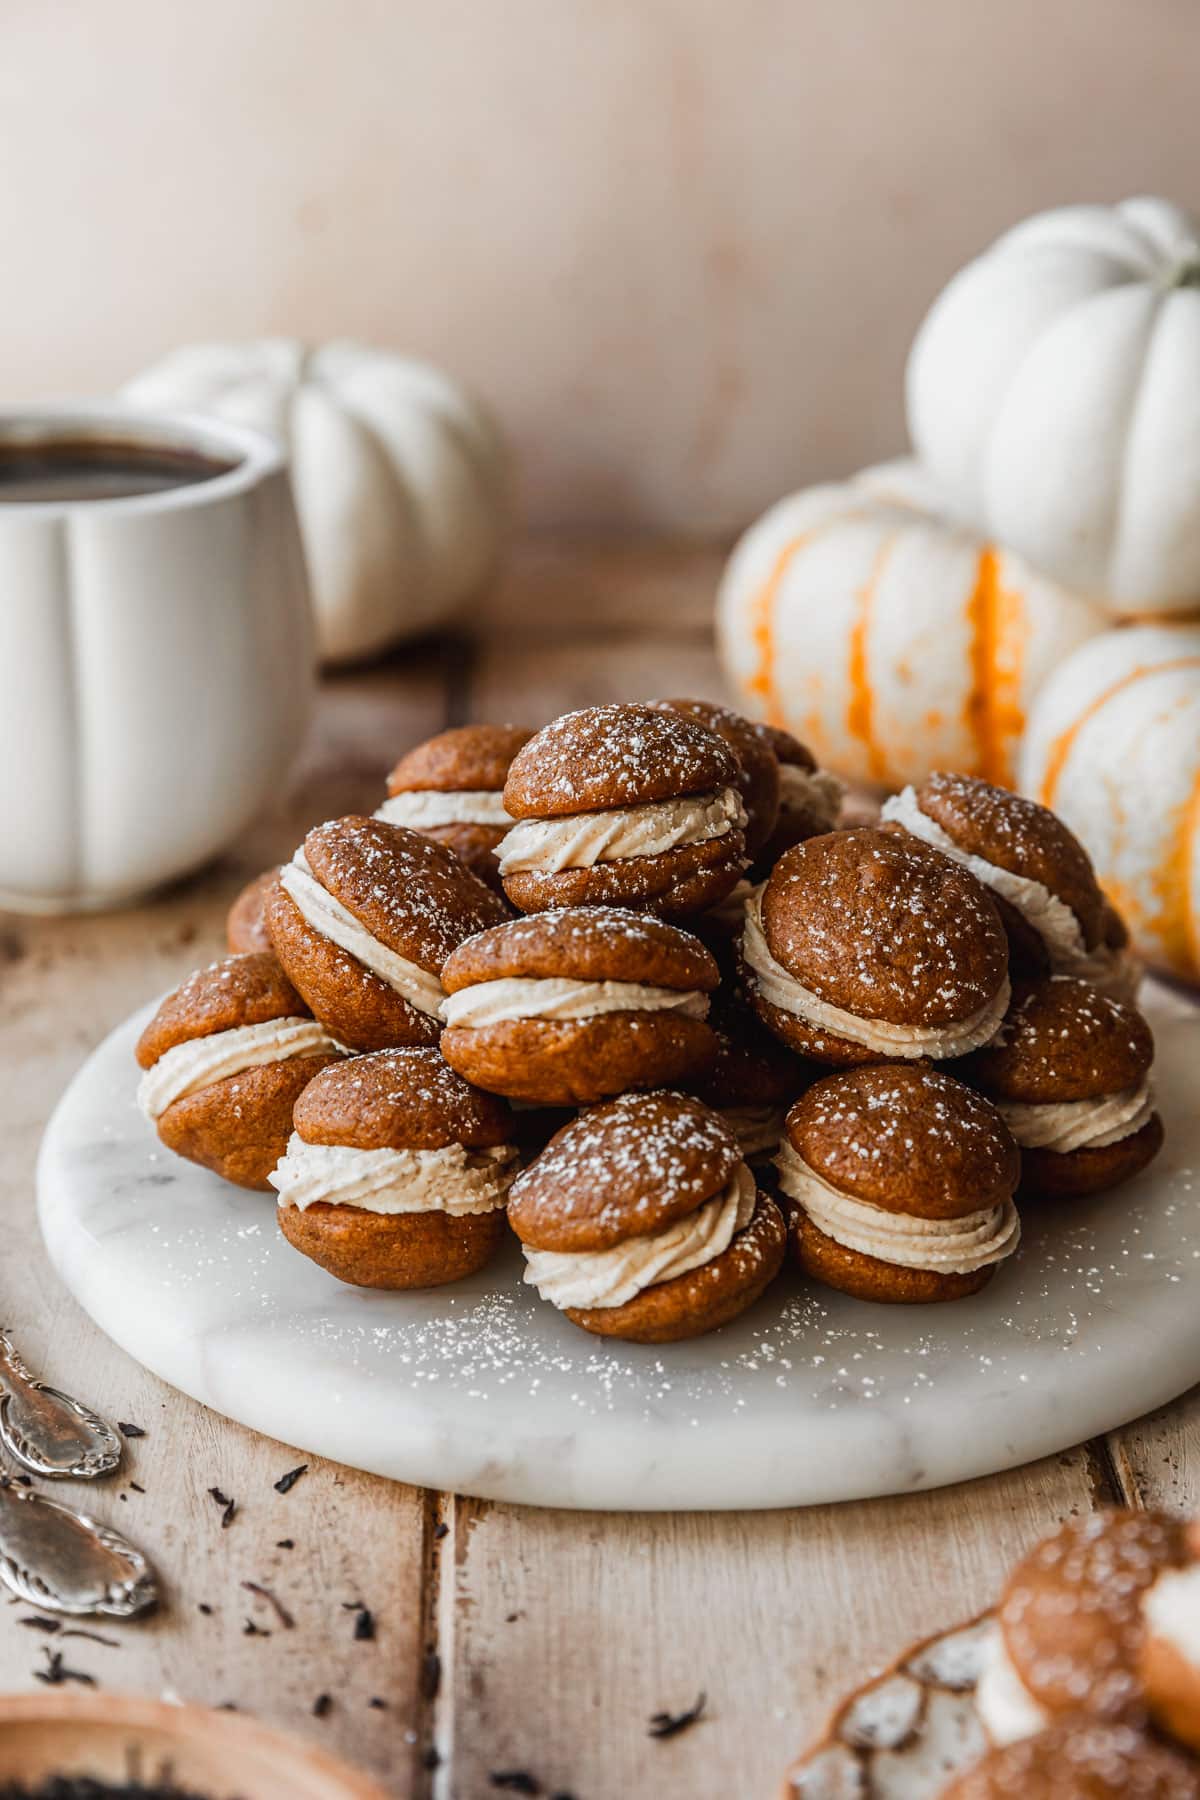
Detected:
[{"left": 719, "top": 197, "right": 1200, "bottom": 984}]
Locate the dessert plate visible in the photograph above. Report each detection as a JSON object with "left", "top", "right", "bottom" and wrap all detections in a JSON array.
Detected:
[{"left": 37, "top": 988, "right": 1200, "bottom": 1511}]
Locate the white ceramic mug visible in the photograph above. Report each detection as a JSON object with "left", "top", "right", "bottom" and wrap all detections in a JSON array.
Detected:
[{"left": 0, "top": 407, "right": 315, "bottom": 912}]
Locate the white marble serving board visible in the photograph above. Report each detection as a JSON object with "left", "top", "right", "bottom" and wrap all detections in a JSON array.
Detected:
[{"left": 37, "top": 990, "right": 1200, "bottom": 1511}]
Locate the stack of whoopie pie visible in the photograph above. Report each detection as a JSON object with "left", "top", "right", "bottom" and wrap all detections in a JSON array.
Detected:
[{"left": 141, "top": 693, "right": 1164, "bottom": 1339}]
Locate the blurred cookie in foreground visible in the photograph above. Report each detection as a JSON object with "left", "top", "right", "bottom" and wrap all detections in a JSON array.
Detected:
[
  {"left": 266, "top": 816, "right": 507, "bottom": 1051},
  {"left": 943, "top": 1717, "right": 1200, "bottom": 1799},
  {"left": 440, "top": 906, "right": 719, "bottom": 1105},
  {"left": 741, "top": 828, "right": 1010, "bottom": 1065},
  {"left": 882, "top": 771, "right": 1140, "bottom": 998},
  {"left": 776, "top": 1064, "right": 1020, "bottom": 1303},
  {"left": 376, "top": 723, "right": 532, "bottom": 891},
  {"left": 271, "top": 1047, "right": 518, "bottom": 1288},
  {"left": 508, "top": 1091, "right": 785, "bottom": 1342},
  {"left": 496, "top": 703, "right": 748, "bottom": 920},
  {"left": 226, "top": 866, "right": 282, "bottom": 954},
  {"left": 961, "top": 976, "right": 1162, "bottom": 1199},
  {"left": 136, "top": 952, "right": 345, "bottom": 1189}
]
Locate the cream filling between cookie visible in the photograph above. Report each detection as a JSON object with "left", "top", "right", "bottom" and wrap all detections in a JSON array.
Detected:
[
  {"left": 269, "top": 1133, "right": 519, "bottom": 1216},
  {"left": 774, "top": 1140, "right": 1020, "bottom": 1273},
  {"left": 975, "top": 1623, "right": 1051, "bottom": 1747},
  {"left": 777, "top": 763, "right": 845, "bottom": 830},
  {"left": 495, "top": 786, "right": 746, "bottom": 875},
  {"left": 374, "top": 789, "right": 512, "bottom": 830},
  {"left": 138, "top": 1018, "right": 345, "bottom": 1121},
  {"left": 280, "top": 849, "right": 446, "bottom": 1017},
  {"left": 741, "top": 884, "right": 1010, "bottom": 1059},
  {"left": 440, "top": 976, "right": 709, "bottom": 1029},
  {"left": 1143, "top": 1563, "right": 1200, "bottom": 1666},
  {"left": 996, "top": 1080, "right": 1155, "bottom": 1154},
  {"left": 522, "top": 1163, "right": 757, "bottom": 1310},
  {"left": 719, "top": 1103, "right": 788, "bottom": 1161}
]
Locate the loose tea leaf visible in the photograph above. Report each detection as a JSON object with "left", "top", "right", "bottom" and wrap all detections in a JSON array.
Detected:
[
  {"left": 273, "top": 1464, "right": 308, "bottom": 1495},
  {"left": 648, "top": 1691, "right": 706, "bottom": 1739}
]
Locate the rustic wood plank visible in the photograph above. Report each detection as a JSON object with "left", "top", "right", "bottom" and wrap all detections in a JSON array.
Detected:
[{"left": 1104, "top": 1388, "right": 1200, "bottom": 1513}]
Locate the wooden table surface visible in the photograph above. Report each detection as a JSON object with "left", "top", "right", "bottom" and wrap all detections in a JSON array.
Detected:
[{"left": 2, "top": 539, "right": 1197, "bottom": 1800}]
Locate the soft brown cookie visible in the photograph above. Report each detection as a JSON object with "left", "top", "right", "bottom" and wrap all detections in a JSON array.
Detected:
[
  {"left": 1142, "top": 1519, "right": 1200, "bottom": 1754},
  {"left": 265, "top": 816, "right": 508, "bottom": 1052},
  {"left": 750, "top": 723, "right": 844, "bottom": 877},
  {"left": 497, "top": 704, "right": 748, "bottom": 920},
  {"left": 976, "top": 1510, "right": 1190, "bottom": 1747},
  {"left": 741, "top": 827, "right": 1010, "bottom": 1065},
  {"left": 226, "top": 867, "right": 281, "bottom": 954},
  {"left": 507, "top": 1090, "right": 784, "bottom": 1341},
  {"left": 377, "top": 723, "right": 533, "bottom": 890},
  {"left": 881, "top": 772, "right": 1140, "bottom": 998},
  {"left": 440, "top": 906, "right": 720, "bottom": 1104},
  {"left": 271, "top": 1047, "right": 518, "bottom": 1289},
  {"left": 135, "top": 952, "right": 345, "bottom": 1190},
  {"left": 961, "top": 976, "right": 1162, "bottom": 1198},
  {"left": 650, "top": 697, "right": 780, "bottom": 858},
  {"left": 943, "top": 1718, "right": 1200, "bottom": 1800},
  {"left": 776, "top": 1064, "right": 1021, "bottom": 1303}
]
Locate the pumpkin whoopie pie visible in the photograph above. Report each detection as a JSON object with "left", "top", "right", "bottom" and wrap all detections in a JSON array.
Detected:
[
  {"left": 495, "top": 703, "right": 748, "bottom": 919},
  {"left": 136, "top": 952, "right": 346, "bottom": 1189},
  {"left": 688, "top": 996, "right": 812, "bottom": 1167},
  {"left": 270, "top": 1047, "right": 519, "bottom": 1289},
  {"left": 882, "top": 771, "right": 1141, "bottom": 998},
  {"left": 975, "top": 1509, "right": 1192, "bottom": 1749},
  {"left": 376, "top": 723, "right": 533, "bottom": 891},
  {"left": 649, "top": 697, "right": 780, "bottom": 859},
  {"left": 961, "top": 976, "right": 1162, "bottom": 1198},
  {"left": 440, "top": 905, "right": 720, "bottom": 1105},
  {"left": 226, "top": 867, "right": 281, "bottom": 955},
  {"left": 943, "top": 1719, "right": 1200, "bottom": 1800},
  {"left": 507, "top": 1090, "right": 786, "bottom": 1342},
  {"left": 776, "top": 1064, "right": 1021, "bottom": 1303},
  {"left": 751, "top": 723, "right": 844, "bottom": 877},
  {"left": 741, "top": 827, "right": 1010, "bottom": 1065},
  {"left": 265, "top": 816, "right": 507, "bottom": 1053}
]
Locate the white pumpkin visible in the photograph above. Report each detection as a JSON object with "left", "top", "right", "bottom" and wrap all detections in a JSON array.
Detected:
[
  {"left": 717, "top": 459, "right": 1106, "bottom": 790},
  {"left": 122, "top": 340, "right": 510, "bottom": 662},
  {"left": 907, "top": 197, "right": 1200, "bottom": 612},
  {"left": 1020, "top": 623, "right": 1200, "bottom": 982}
]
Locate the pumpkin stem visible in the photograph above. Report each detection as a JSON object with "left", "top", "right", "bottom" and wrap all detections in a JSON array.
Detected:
[{"left": 1165, "top": 247, "right": 1200, "bottom": 289}]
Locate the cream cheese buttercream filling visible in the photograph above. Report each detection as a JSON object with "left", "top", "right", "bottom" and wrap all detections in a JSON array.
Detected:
[
  {"left": 440, "top": 976, "right": 709, "bottom": 1029},
  {"left": 522, "top": 1164, "right": 757, "bottom": 1310},
  {"left": 374, "top": 789, "right": 512, "bottom": 830},
  {"left": 269, "top": 1133, "right": 519, "bottom": 1216},
  {"left": 774, "top": 1140, "right": 1020, "bottom": 1273},
  {"left": 741, "top": 884, "right": 1009, "bottom": 1059},
  {"left": 997, "top": 1080, "right": 1155, "bottom": 1154},
  {"left": 139, "top": 1017, "right": 345, "bottom": 1121},
  {"left": 496, "top": 786, "right": 746, "bottom": 875},
  {"left": 974, "top": 1623, "right": 1051, "bottom": 1748},
  {"left": 777, "top": 763, "right": 844, "bottom": 830},
  {"left": 1143, "top": 1564, "right": 1200, "bottom": 1666},
  {"left": 280, "top": 849, "right": 445, "bottom": 1017}
]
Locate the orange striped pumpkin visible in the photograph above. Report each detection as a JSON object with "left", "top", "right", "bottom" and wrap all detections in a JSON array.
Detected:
[
  {"left": 717, "top": 460, "right": 1106, "bottom": 791},
  {"left": 1021, "top": 624, "right": 1200, "bottom": 983}
]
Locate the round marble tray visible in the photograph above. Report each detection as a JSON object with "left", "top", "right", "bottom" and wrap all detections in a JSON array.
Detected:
[{"left": 37, "top": 990, "right": 1200, "bottom": 1511}]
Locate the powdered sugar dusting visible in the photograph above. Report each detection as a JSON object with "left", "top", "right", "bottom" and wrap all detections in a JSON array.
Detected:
[{"left": 504, "top": 704, "right": 737, "bottom": 816}]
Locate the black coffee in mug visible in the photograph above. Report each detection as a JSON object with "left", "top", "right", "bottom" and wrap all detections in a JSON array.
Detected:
[{"left": 0, "top": 437, "right": 236, "bottom": 503}]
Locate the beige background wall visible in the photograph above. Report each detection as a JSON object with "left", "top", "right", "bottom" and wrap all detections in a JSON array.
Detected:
[{"left": 3, "top": 0, "right": 1199, "bottom": 532}]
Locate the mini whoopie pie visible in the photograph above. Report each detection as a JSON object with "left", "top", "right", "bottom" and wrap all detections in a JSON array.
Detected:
[
  {"left": 882, "top": 772, "right": 1141, "bottom": 998},
  {"left": 649, "top": 697, "right": 780, "bottom": 859},
  {"left": 226, "top": 867, "right": 281, "bottom": 955},
  {"left": 961, "top": 976, "right": 1162, "bottom": 1198},
  {"left": 776, "top": 1064, "right": 1021, "bottom": 1303},
  {"left": 136, "top": 952, "right": 345, "bottom": 1189},
  {"left": 507, "top": 1090, "right": 786, "bottom": 1342},
  {"left": 943, "top": 1719, "right": 1200, "bottom": 1800},
  {"left": 375, "top": 723, "right": 533, "bottom": 891},
  {"left": 439, "top": 905, "right": 720, "bottom": 1104},
  {"left": 687, "top": 995, "right": 812, "bottom": 1167},
  {"left": 976, "top": 1509, "right": 1193, "bottom": 1750},
  {"left": 270, "top": 1047, "right": 519, "bottom": 1289},
  {"left": 751, "top": 723, "right": 844, "bottom": 877},
  {"left": 495, "top": 703, "right": 748, "bottom": 919},
  {"left": 741, "top": 827, "right": 1010, "bottom": 1065},
  {"left": 265, "top": 816, "right": 508, "bottom": 1053}
]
